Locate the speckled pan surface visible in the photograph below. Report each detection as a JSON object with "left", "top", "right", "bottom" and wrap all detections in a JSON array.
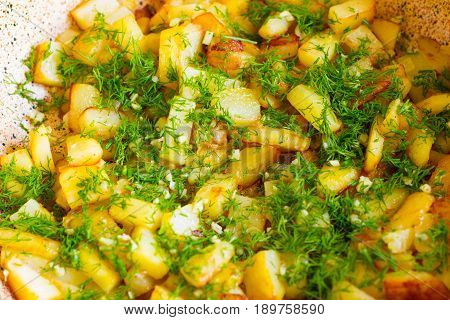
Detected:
[
  {"left": 0, "top": 0, "right": 81, "bottom": 299},
  {"left": 0, "top": 0, "right": 81, "bottom": 156}
]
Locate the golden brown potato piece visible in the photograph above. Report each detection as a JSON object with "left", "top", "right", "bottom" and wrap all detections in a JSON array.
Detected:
[
  {"left": 263, "top": 34, "right": 299, "bottom": 60},
  {"left": 207, "top": 40, "right": 254, "bottom": 77},
  {"left": 384, "top": 272, "right": 449, "bottom": 300}
]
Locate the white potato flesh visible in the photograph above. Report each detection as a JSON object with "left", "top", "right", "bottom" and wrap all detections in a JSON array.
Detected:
[{"left": 34, "top": 41, "right": 64, "bottom": 87}]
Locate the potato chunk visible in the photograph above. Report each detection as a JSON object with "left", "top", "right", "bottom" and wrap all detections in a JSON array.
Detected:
[
  {"left": 244, "top": 126, "right": 310, "bottom": 151},
  {"left": 72, "top": 30, "right": 112, "bottom": 66},
  {"left": 341, "top": 25, "right": 385, "bottom": 60},
  {"left": 258, "top": 12, "right": 294, "bottom": 39},
  {"left": 0, "top": 149, "right": 34, "bottom": 173},
  {"left": 328, "top": 0, "right": 375, "bottom": 34},
  {"left": 33, "top": 41, "right": 64, "bottom": 87},
  {"left": 0, "top": 228, "right": 60, "bottom": 260},
  {"left": 191, "top": 12, "right": 230, "bottom": 37},
  {"left": 317, "top": 164, "right": 359, "bottom": 195},
  {"left": 193, "top": 175, "right": 237, "bottom": 220},
  {"left": 371, "top": 19, "right": 400, "bottom": 54},
  {"left": 109, "top": 198, "right": 163, "bottom": 231},
  {"left": 407, "top": 127, "right": 434, "bottom": 168},
  {"left": 227, "top": 195, "right": 266, "bottom": 239},
  {"left": 10, "top": 198, "right": 53, "bottom": 222},
  {"left": 56, "top": 28, "right": 80, "bottom": 53},
  {"left": 150, "top": 285, "right": 183, "bottom": 300},
  {"left": 429, "top": 155, "right": 450, "bottom": 194},
  {"left": 71, "top": 0, "right": 120, "bottom": 30},
  {"left": 158, "top": 23, "right": 203, "bottom": 87},
  {"left": 160, "top": 97, "right": 196, "bottom": 166},
  {"left": 131, "top": 227, "right": 169, "bottom": 280},
  {"left": 59, "top": 164, "right": 112, "bottom": 209},
  {"left": 331, "top": 281, "right": 375, "bottom": 300},
  {"left": 379, "top": 99, "right": 401, "bottom": 136},
  {"left": 78, "top": 244, "right": 121, "bottom": 293},
  {"left": 0, "top": 149, "right": 34, "bottom": 197},
  {"left": 230, "top": 146, "right": 279, "bottom": 187},
  {"left": 298, "top": 32, "right": 339, "bottom": 67},
  {"left": 243, "top": 250, "right": 285, "bottom": 300},
  {"left": 79, "top": 108, "right": 123, "bottom": 139},
  {"left": 263, "top": 34, "right": 299, "bottom": 60},
  {"left": 108, "top": 12, "right": 143, "bottom": 52},
  {"left": 1, "top": 251, "right": 62, "bottom": 300},
  {"left": 181, "top": 240, "right": 234, "bottom": 288},
  {"left": 388, "top": 192, "right": 435, "bottom": 230},
  {"left": 207, "top": 40, "right": 254, "bottom": 77},
  {"left": 364, "top": 115, "right": 384, "bottom": 172},
  {"left": 416, "top": 93, "right": 450, "bottom": 115},
  {"left": 139, "top": 33, "right": 160, "bottom": 56},
  {"left": 29, "top": 125, "right": 55, "bottom": 173},
  {"left": 214, "top": 88, "right": 261, "bottom": 127},
  {"left": 287, "top": 84, "right": 342, "bottom": 133},
  {"left": 384, "top": 272, "right": 449, "bottom": 299},
  {"left": 69, "top": 84, "right": 101, "bottom": 133},
  {"left": 66, "top": 135, "right": 103, "bottom": 167}
]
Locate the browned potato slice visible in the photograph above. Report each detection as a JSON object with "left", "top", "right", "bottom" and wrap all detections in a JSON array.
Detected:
[
  {"left": 384, "top": 271, "right": 449, "bottom": 300},
  {"left": 416, "top": 94, "right": 450, "bottom": 115},
  {"left": 193, "top": 175, "right": 237, "bottom": 220},
  {"left": 244, "top": 126, "right": 310, "bottom": 152},
  {"left": 207, "top": 40, "right": 254, "bottom": 77}
]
